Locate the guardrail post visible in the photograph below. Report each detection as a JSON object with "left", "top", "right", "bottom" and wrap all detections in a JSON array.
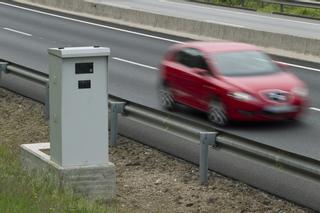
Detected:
[
  {"left": 280, "top": 3, "right": 284, "bottom": 13},
  {"left": 199, "top": 132, "right": 217, "bottom": 185},
  {"left": 240, "top": 0, "right": 245, "bottom": 7},
  {"left": 0, "top": 62, "right": 8, "bottom": 79},
  {"left": 44, "top": 82, "right": 49, "bottom": 120},
  {"left": 110, "top": 102, "right": 126, "bottom": 146}
]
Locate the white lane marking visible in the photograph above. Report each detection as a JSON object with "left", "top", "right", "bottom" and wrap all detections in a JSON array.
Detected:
[
  {"left": 205, "top": 20, "right": 244, "bottom": 28},
  {"left": 3, "top": 27, "right": 32, "bottom": 37},
  {"left": 112, "top": 57, "right": 158, "bottom": 70},
  {"left": 310, "top": 107, "right": 320, "bottom": 112},
  {"left": 0, "top": 2, "right": 183, "bottom": 44},
  {"left": 160, "top": 0, "right": 320, "bottom": 26},
  {"left": 1, "top": 2, "right": 319, "bottom": 73},
  {"left": 275, "top": 61, "right": 320, "bottom": 72}
]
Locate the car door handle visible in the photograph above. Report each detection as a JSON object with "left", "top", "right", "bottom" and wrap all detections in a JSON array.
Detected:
[
  {"left": 203, "top": 85, "right": 212, "bottom": 89},
  {"left": 203, "top": 85, "right": 217, "bottom": 92}
]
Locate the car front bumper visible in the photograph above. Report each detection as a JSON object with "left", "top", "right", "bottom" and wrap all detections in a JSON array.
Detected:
[{"left": 225, "top": 98, "right": 307, "bottom": 121}]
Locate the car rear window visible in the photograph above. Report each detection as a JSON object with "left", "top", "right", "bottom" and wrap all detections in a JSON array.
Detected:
[{"left": 213, "top": 51, "right": 279, "bottom": 76}]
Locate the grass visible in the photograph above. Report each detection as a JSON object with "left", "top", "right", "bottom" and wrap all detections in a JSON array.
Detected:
[
  {"left": 189, "top": 0, "right": 320, "bottom": 19},
  {"left": 0, "top": 143, "right": 116, "bottom": 213}
]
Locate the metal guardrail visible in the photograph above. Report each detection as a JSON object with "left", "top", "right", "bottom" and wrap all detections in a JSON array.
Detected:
[
  {"left": 262, "top": 0, "right": 320, "bottom": 13},
  {"left": 2, "top": 61, "right": 320, "bottom": 210},
  {"left": 192, "top": 0, "right": 320, "bottom": 15},
  {"left": 108, "top": 95, "right": 320, "bottom": 178},
  {"left": 0, "top": 61, "right": 50, "bottom": 118},
  {"left": 1, "top": 63, "right": 48, "bottom": 84}
]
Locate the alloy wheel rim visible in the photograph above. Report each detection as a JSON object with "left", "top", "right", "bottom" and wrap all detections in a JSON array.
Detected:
[
  {"left": 208, "top": 103, "right": 228, "bottom": 126},
  {"left": 160, "top": 88, "right": 174, "bottom": 109}
]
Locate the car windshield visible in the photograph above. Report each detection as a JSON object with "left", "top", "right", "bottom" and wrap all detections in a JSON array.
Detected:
[{"left": 213, "top": 50, "right": 279, "bottom": 76}]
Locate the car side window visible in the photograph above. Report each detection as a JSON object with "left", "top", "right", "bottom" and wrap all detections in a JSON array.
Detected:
[
  {"left": 194, "top": 55, "right": 209, "bottom": 70},
  {"left": 175, "top": 48, "right": 209, "bottom": 71},
  {"left": 175, "top": 50, "right": 191, "bottom": 67}
]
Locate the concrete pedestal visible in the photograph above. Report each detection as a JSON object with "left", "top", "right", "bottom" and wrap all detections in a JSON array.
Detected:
[{"left": 21, "top": 143, "right": 116, "bottom": 200}]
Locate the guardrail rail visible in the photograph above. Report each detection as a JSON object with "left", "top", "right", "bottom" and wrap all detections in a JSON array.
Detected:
[
  {"left": 192, "top": 0, "right": 320, "bottom": 17},
  {"left": 262, "top": 0, "right": 320, "bottom": 13}
]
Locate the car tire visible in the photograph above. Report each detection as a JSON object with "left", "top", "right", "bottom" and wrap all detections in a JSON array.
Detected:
[
  {"left": 207, "top": 98, "right": 228, "bottom": 126},
  {"left": 159, "top": 84, "right": 175, "bottom": 110}
]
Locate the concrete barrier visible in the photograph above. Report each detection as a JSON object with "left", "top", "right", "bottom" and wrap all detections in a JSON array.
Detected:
[{"left": 15, "top": 0, "right": 320, "bottom": 57}]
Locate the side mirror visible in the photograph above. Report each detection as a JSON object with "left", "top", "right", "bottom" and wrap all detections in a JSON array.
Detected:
[
  {"left": 275, "top": 61, "right": 289, "bottom": 71},
  {"left": 193, "top": 68, "right": 209, "bottom": 76}
]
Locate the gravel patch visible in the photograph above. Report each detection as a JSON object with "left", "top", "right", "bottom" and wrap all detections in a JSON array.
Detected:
[{"left": 0, "top": 88, "right": 314, "bottom": 213}]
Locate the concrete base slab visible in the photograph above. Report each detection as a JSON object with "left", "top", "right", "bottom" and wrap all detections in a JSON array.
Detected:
[{"left": 21, "top": 143, "right": 116, "bottom": 200}]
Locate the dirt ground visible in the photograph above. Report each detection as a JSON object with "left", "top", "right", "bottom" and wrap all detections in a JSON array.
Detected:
[{"left": 0, "top": 88, "right": 314, "bottom": 213}]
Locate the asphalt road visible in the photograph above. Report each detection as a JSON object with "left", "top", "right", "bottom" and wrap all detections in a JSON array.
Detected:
[
  {"left": 95, "top": 0, "right": 320, "bottom": 39},
  {"left": 0, "top": 2, "right": 320, "bottom": 160}
]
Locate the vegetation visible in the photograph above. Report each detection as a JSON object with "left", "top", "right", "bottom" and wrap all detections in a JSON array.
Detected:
[
  {"left": 190, "top": 0, "right": 320, "bottom": 19},
  {"left": 0, "top": 143, "right": 116, "bottom": 213}
]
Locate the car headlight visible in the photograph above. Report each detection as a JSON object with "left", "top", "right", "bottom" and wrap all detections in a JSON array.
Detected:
[
  {"left": 228, "top": 92, "right": 256, "bottom": 102},
  {"left": 292, "top": 86, "right": 308, "bottom": 97}
]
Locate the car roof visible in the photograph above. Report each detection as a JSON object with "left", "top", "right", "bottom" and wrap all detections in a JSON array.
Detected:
[{"left": 178, "top": 41, "right": 259, "bottom": 54}]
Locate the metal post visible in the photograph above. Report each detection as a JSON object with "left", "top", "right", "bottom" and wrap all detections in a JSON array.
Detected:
[
  {"left": 0, "top": 62, "right": 8, "bottom": 80},
  {"left": 110, "top": 102, "right": 126, "bottom": 146},
  {"left": 280, "top": 4, "right": 284, "bottom": 13},
  {"left": 44, "top": 82, "right": 49, "bottom": 120},
  {"left": 240, "top": 0, "right": 245, "bottom": 7},
  {"left": 199, "top": 132, "right": 217, "bottom": 185}
]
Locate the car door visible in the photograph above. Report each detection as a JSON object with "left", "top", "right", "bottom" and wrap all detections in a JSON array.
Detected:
[
  {"left": 185, "top": 50, "right": 213, "bottom": 110},
  {"left": 165, "top": 48, "right": 195, "bottom": 104},
  {"left": 166, "top": 48, "right": 213, "bottom": 110}
]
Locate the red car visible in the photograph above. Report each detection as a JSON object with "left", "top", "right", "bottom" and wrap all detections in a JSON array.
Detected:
[{"left": 159, "top": 42, "right": 308, "bottom": 126}]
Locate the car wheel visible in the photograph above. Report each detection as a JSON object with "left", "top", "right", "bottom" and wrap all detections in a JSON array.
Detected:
[
  {"left": 207, "top": 98, "right": 228, "bottom": 126},
  {"left": 159, "top": 84, "right": 175, "bottom": 110}
]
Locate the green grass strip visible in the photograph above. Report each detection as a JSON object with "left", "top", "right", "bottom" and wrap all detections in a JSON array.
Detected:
[{"left": 0, "top": 144, "right": 116, "bottom": 213}]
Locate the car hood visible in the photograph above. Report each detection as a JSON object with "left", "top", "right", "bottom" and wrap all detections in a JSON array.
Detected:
[{"left": 220, "top": 72, "right": 303, "bottom": 93}]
